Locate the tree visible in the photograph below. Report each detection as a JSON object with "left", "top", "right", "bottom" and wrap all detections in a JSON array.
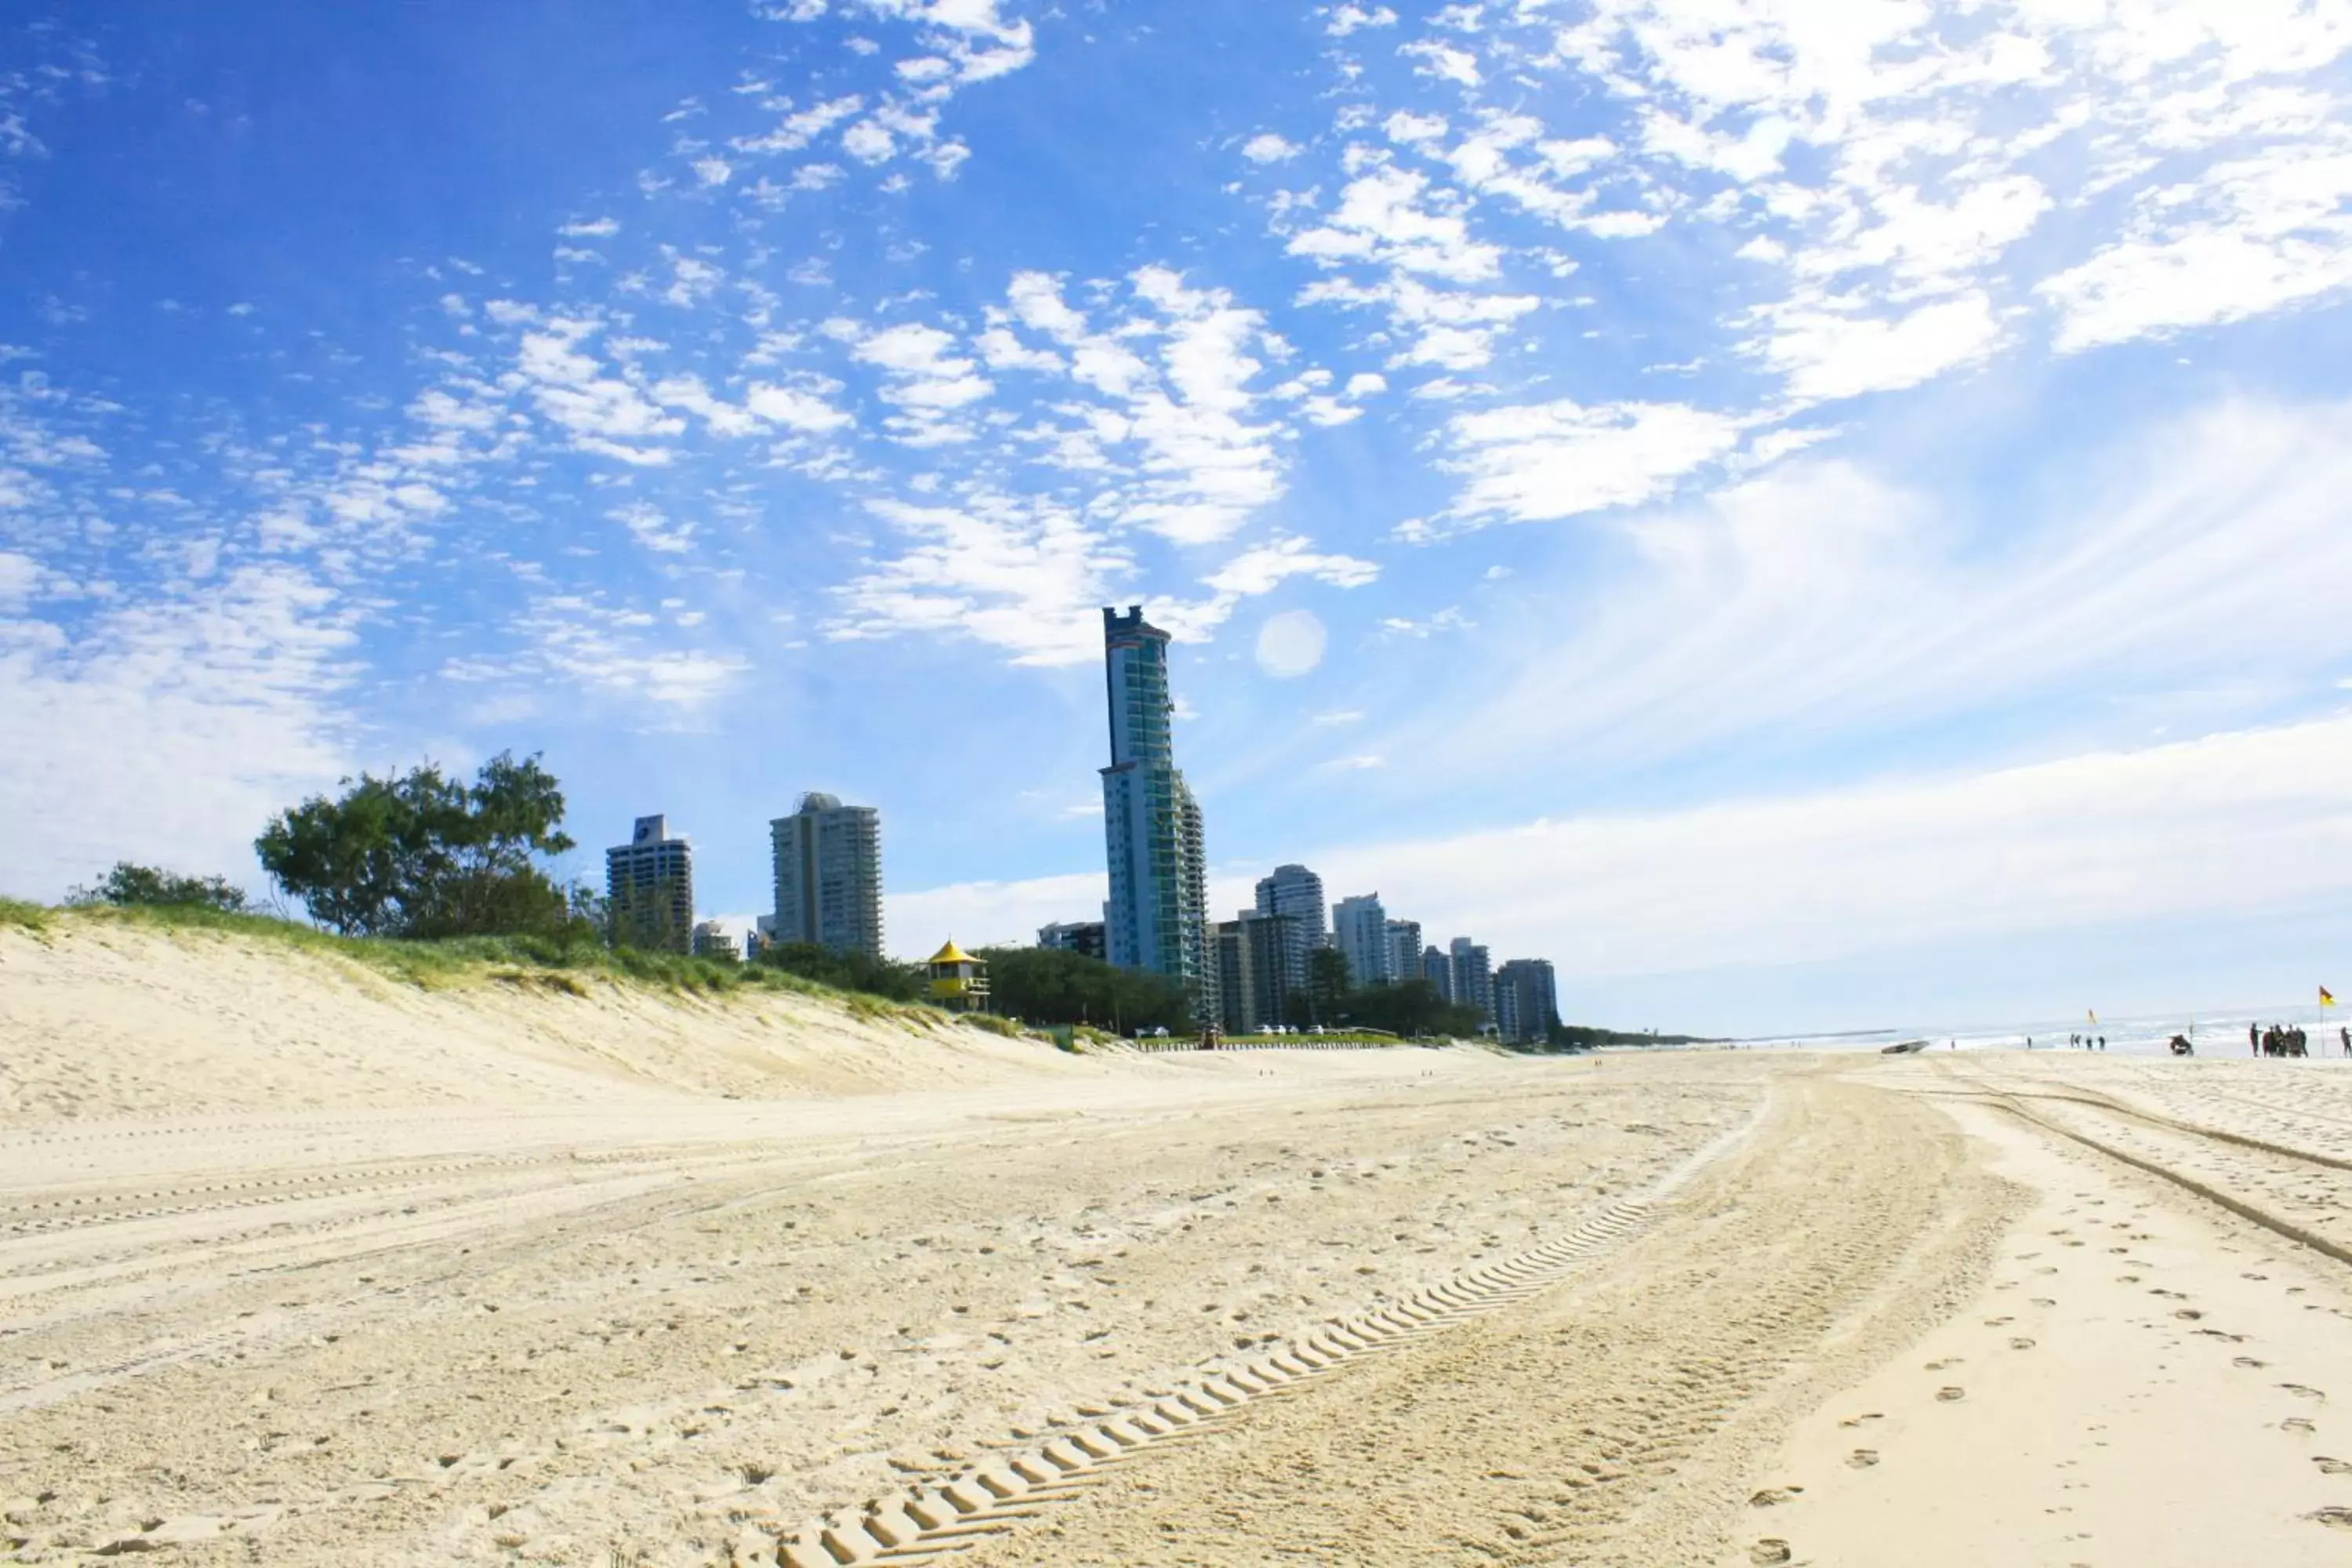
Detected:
[
  {"left": 754, "top": 942, "right": 925, "bottom": 1002},
  {"left": 68, "top": 862, "right": 249, "bottom": 913},
  {"left": 975, "top": 946, "right": 1192, "bottom": 1033},
  {"left": 1305, "top": 946, "right": 1352, "bottom": 1022},
  {"left": 256, "top": 752, "right": 587, "bottom": 941},
  {"left": 1339, "top": 978, "right": 1483, "bottom": 1039}
]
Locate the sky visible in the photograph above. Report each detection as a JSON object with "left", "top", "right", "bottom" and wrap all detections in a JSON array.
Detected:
[{"left": 5, "top": 1, "right": 2352, "bottom": 1034}]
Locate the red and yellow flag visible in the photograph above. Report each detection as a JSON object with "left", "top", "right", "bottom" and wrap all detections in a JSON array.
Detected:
[{"left": 2324, "top": 986, "right": 2338, "bottom": 1007}]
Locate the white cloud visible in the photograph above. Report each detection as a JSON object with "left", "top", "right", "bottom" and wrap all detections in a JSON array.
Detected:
[
  {"left": 887, "top": 869, "right": 1105, "bottom": 958},
  {"left": 558, "top": 216, "right": 621, "bottom": 238},
  {"left": 501, "top": 594, "right": 750, "bottom": 715},
  {"left": 995, "top": 268, "right": 1292, "bottom": 545},
  {"left": 1442, "top": 399, "right": 1745, "bottom": 528},
  {"left": 1288, "top": 165, "right": 1501, "bottom": 284},
  {"left": 0, "top": 566, "right": 355, "bottom": 900},
  {"left": 1401, "top": 397, "right": 2352, "bottom": 774},
  {"left": 1242, "top": 133, "right": 1303, "bottom": 165},
  {"left": 1758, "top": 292, "right": 2006, "bottom": 405},
  {"left": 853, "top": 321, "right": 994, "bottom": 444},
  {"left": 1325, "top": 3, "right": 1397, "bottom": 36},
  {"left": 829, "top": 492, "right": 1131, "bottom": 666},
  {"left": 746, "top": 380, "right": 855, "bottom": 433},
  {"left": 612, "top": 500, "right": 695, "bottom": 554},
  {"left": 511, "top": 316, "right": 686, "bottom": 463},
  {"left": 2040, "top": 145, "right": 2352, "bottom": 353},
  {"left": 1310, "top": 717, "right": 2352, "bottom": 982},
  {"left": 0, "top": 550, "right": 39, "bottom": 608},
  {"left": 1152, "top": 535, "right": 1378, "bottom": 644}
]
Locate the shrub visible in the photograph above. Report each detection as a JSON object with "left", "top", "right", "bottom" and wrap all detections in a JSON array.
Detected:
[{"left": 67, "top": 862, "right": 249, "bottom": 913}]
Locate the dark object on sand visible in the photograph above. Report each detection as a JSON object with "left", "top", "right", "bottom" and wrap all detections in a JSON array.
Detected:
[
  {"left": 1881, "top": 1039, "right": 1929, "bottom": 1055},
  {"left": 2168, "top": 1033, "right": 2194, "bottom": 1057}
]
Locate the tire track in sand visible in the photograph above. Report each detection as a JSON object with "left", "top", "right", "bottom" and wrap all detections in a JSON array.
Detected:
[
  {"left": 923, "top": 1076, "right": 2013, "bottom": 1567},
  {"left": 763, "top": 1105, "right": 1770, "bottom": 1567}
]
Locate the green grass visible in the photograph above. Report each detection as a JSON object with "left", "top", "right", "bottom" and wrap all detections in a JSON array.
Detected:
[
  {"left": 0, "top": 895, "right": 52, "bottom": 933},
  {"left": 0, "top": 901, "right": 989, "bottom": 1029}
]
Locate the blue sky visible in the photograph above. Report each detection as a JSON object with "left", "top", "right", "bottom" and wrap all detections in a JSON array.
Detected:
[{"left": 5, "top": 2, "right": 2352, "bottom": 1033}]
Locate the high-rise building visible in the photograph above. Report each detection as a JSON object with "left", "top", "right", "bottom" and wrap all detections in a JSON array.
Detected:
[
  {"left": 691, "top": 920, "right": 740, "bottom": 962},
  {"left": 1385, "top": 919, "right": 1423, "bottom": 989},
  {"left": 1037, "top": 920, "right": 1107, "bottom": 962},
  {"left": 1494, "top": 959, "right": 1559, "bottom": 1044},
  {"left": 1099, "top": 605, "right": 1214, "bottom": 1018},
  {"left": 1423, "top": 945, "right": 1454, "bottom": 1001},
  {"left": 607, "top": 815, "right": 694, "bottom": 953},
  {"left": 1331, "top": 893, "right": 1389, "bottom": 988},
  {"left": 1450, "top": 936, "right": 1494, "bottom": 1027},
  {"left": 1253, "top": 864, "right": 1326, "bottom": 1003},
  {"left": 770, "top": 792, "right": 883, "bottom": 957},
  {"left": 1214, "top": 910, "right": 1300, "bottom": 1033}
]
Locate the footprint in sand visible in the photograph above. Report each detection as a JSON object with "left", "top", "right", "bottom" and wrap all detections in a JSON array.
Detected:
[
  {"left": 2284, "top": 1417, "right": 2318, "bottom": 1434},
  {"left": 1748, "top": 1486, "right": 1805, "bottom": 1507},
  {"left": 2010, "top": 1338, "right": 2037, "bottom": 1351},
  {"left": 1749, "top": 1539, "right": 1793, "bottom": 1564},
  {"left": 2031, "top": 1298, "right": 2057, "bottom": 1307},
  {"left": 1936, "top": 1387, "right": 1966, "bottom": 1403},
  {"left": 1838, "top": 1413, "right": 1884, "bottom": 1428},
  {"left": 2279, "top": 1384, "right": 2327, "bottom": 1400},
  {"left": 2314, "top": 1457, "right": 2352, "bottom": 1475},
  {"left": 1984, "top": 1316, "right": 2014, "bottom": 1327},
  {"left": 1846, "top": 1449, "right": 1880, "bottom": 1468},
  {"left": 2308, "top": 1508, "right": 2352, "bottom": 1532},
  {"left": 2235, "top": 1357, "right": 2269, "bottom": 1370}
]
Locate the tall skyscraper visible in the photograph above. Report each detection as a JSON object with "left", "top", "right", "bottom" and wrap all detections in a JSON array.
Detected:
[
  {"left": 1099, "top": 605, "right": 1214, "bottom": 1018},
  {"left": 607, "top": 814, "right": 694, "bottom": 953},
  {"left": 1385, "top": 918, "right": 1423, "bottom": 989},
  {"left": 1253, "top": 863, "right": 1327, "bottom": 1001},
  {"left": 1423, "top": 945, "right": 1454, "bottom": 1001},
  {"left": 1331, "top": 893, "right": 1390, "bottom": 988},
  {"left": 769, "top": 792, "right": 884, "bottom": 957},
  {"left": 1450, "top": 937, "right": 1494, "bottom": 1027},
  {"left": 1494, "top": 959, "right": 1560, "bottom": 1044}
]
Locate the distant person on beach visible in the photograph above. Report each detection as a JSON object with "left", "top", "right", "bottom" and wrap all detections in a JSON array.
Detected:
[
  {"left": 2098, "top": 1036, "right": 2105, "bottom": 1051},
  {"left": 2341, "top": 1025, "right": 2349, "bottom": 1057},
  {"left": 2252, "top": 1022, "right": 2260, "bottom": 1056}
]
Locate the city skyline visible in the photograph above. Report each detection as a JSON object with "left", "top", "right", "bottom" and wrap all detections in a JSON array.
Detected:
[{"left": 5, "top": 5, "right": 2351, "bottom": 1035}]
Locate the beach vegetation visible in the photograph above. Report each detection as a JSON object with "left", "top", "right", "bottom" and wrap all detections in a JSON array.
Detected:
[
  {"left": 973, "top": 944, "right": 1193, "bottom": 1034},
  {"left": 752, "top": 940, "right": 927, "bottom": 1002},
  {"left": 0, "top": 895, "right": 52, "bottom": 932},
  {"left": 256, "top": 751, "right": 593, "bottom": 942},
  {"left": 67, "top": 862, "right": 251, "bottom": 913}
]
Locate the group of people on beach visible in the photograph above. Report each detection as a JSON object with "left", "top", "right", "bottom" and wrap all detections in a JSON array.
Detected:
[{"left": 2251, "top": 1022, "right": 2351, "bottom": 1058}]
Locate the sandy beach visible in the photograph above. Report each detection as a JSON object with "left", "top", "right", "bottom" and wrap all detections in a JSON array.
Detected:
[{"left": 4, "top": 923, "right": 2350, "bottom": 1564}]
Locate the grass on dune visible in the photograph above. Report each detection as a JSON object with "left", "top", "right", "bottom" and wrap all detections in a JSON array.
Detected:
[
  {"left": 0, "top": 895, "right": 51, "bottom": 933},
  {"left": 0, "top": 898, "right": 992, "bottom": 1033}
]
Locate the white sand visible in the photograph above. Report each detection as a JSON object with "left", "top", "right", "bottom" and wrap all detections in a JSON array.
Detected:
[{"left": 3, "top": 921, "right": 2350, "bottom": 1563}]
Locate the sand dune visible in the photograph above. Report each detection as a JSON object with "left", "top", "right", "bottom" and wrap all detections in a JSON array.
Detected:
[
  {"left": 0, "top": 921, "right": 1106, "bottom": 1118},
  {"left": 3, "top": 927, "right": 2350, "bottom": 1563}
]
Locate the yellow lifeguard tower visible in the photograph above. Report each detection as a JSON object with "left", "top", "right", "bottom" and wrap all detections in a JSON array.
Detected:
[{"left": 926, "top": 939, "right": 989, "bottom": 1012}]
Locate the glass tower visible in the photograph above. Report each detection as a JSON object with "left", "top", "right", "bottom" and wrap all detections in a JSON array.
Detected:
[{"left": 1099, "top": 605, "right": 1213, "bottom": 1019}]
